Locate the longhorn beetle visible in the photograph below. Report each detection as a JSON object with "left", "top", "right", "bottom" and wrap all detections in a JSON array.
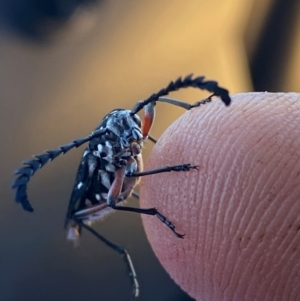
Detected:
[{"left": 12, "top": 74, "right": 231, "bottom": 298}]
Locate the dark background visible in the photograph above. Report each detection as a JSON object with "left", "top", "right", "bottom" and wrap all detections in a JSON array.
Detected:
[{"left": 1, "top": 0, "right": 300, "bottom": 300}]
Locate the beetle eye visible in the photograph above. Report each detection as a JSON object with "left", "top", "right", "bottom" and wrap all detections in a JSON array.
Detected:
[{"left": 132, "top": 114, "right": 141, "bottom": 127}]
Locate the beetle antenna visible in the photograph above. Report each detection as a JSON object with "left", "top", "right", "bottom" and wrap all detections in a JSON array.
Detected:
[
  {"left": 12, "top": 128, "right": 106, "bottom": 212},
  {"left": 131, "top": 74, "right": 231, "bottom": 114}
]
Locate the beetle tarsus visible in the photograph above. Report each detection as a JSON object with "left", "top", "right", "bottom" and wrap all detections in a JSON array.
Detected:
[{"left": 156, "top": 211, "right": 185, "bottom": 239}]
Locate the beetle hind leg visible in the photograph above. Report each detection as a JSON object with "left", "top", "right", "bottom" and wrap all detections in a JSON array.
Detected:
[{"left": 75, "top": 220, "right": 139, "bottom": 298}]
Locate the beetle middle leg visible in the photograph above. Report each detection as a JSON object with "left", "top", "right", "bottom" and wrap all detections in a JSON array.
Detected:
[
  {"left": 107, "top": 166, "right": 197, "bottom": 238},
  {"left": 132, "top": 191, "right": 185, "bottom": 238},
  {"left": 112, "top": 204, "right": 185, "bottom": 238}
]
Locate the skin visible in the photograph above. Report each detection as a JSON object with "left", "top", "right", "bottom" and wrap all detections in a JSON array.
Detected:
[{"left": 140, "top": 93, "right": 300, "bottom": 301}]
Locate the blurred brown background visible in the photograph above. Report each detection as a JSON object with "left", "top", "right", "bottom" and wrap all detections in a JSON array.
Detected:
[{"left": 0, "top": 0, "right": 299, "bottom": 300}]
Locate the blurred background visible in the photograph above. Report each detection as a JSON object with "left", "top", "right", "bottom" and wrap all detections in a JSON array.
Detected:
[{"left": 1, "top": 0, "right": 300, "bottom": 300}]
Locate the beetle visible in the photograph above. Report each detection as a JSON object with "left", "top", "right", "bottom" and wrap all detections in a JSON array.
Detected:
[{"left": 12, "top": 74, "right": 231, "bottom": 298}]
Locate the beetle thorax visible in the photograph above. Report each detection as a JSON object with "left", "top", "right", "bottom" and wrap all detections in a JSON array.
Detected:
[{"left": 89, "top": 109, "right": 143, "bottom": 167}]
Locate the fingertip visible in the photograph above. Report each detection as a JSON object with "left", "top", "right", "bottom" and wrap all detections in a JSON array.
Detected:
[{"left": 141, "top": 93, "right": 300, "bottom": 301}]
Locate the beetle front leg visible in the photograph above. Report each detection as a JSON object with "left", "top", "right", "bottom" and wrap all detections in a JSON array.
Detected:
[
  {"left": 148, "top": 135, "right": 157, "bottom": 144},
  {"left": 126, "top": 164, "right": 198, "bottom": 177},
  {"left": 106, "top": 166, "right": 127, "bottom": 207}
]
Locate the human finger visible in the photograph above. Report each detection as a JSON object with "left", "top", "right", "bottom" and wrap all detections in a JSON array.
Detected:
[{"left": 140, "top": 92, "right": 300, "bottom": 301}]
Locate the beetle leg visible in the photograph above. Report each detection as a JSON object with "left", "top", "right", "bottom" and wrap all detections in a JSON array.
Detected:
[
  {"left": 106, "top": 166, "right": 127, "bottom": 206},
  {"left": 126, "top": 164, "right": 198, "bottom": 177},
  {"left": 108, "top": 167, "right": 184, "bottom": 238},
  {"left": 75, "top": 220, "right": 139, "bottom": 298},
  {"left": 131, "top": 191, "right": 139, "bottom": 199},
  {"left": 113, "top": 204, "right": 185, "bottom": 238},
  {"left": 147, "top": 135, "right": 157, "bottom": 144}
]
